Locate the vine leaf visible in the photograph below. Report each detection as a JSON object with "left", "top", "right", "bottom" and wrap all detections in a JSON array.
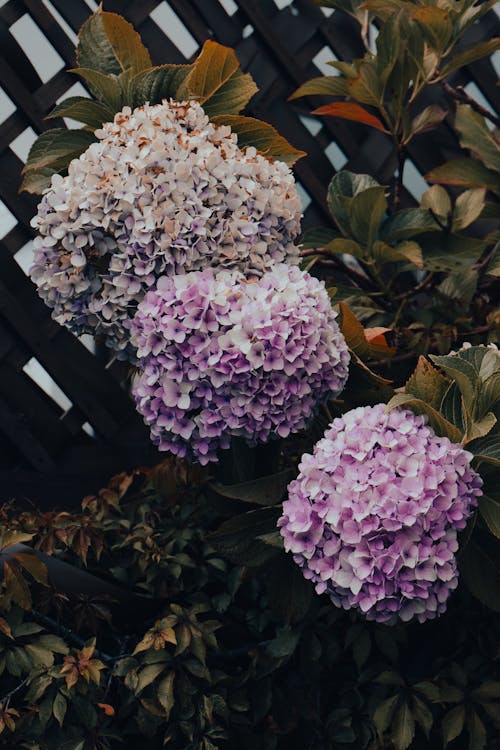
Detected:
[{"left": 312, "top": 102, "right": 389, "bottom": 132}]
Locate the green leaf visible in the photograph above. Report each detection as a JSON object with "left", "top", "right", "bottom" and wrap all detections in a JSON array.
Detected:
[
  {"left": 21, "top": 129, "right": 96, "bottom": 180},
  {"left": 453, "top": 188, "right": 486, "bottom": 230},
  {"left": 426, "top": 158, "right": 500, "bottom": 197},
  {"left": 410, "top": 105, "right": 447, "bottom": 137},
  {"left": 429, "top": 354, "right": 478, "bottom": 406},
  {"left": 420, "top": 185, "right": 451, "bottom": 218},
  {"left": 460, "top": 537, "right": 500, "bottom": 612},
  {"left": 53, "top": 692, "right": 67, "bottom": 727},
  {"left": 381, "top": 208, "right": 439, "bottom": 242},
  {"left": 327, "top": 171, "right": 381, "bottom": 236},
  {"left": 393, "top": 702, "right": 415, "bottom": 750},
  {"left": 479, "top": 495, "right": 500, "bottom": 539},
  {"left": 374, "top": 695, "right": 399, "bottom": 735},
  {"left": 468, "top": 434, "right": 500, "bottom": 466},
  {"left": 46, "top": 96, "right": 115, "bottom": 129},
  {"left": 471, "top": 681, "right": 500, "bottom": 701},
  {"left": 208, "top": 507, "right": 281, "bottom": 566},
  {"left": 211, "top": 115, "right": 305, "bottom": 166},
  {"left": 455, "top": 105, "right": 500, "bottom": 172},
  {"left": 349, "top": 186, "right": 388, "bottom": 248},
  {"left": 386, "top": 394, "right": 462, "bottom": 442},
  {"left": 210, "top": 470, "right": 292, "bottom": 506},
  {"left": 290, "top": 76, "right": 348, "bottom": 100},
  {"left": 77, "top": 9, "right": 151, "bottom": 76},
  {"left": 130, "top": 64, "right": 193, "bottom": 107},
  {"left": 419, "top": 232, "right": 490, "bottom": 273},
  {"left": 405, "top": 355, "right": 450, "bottom": 410},
  {"left": 69, "top": 68, "right": 124, "bottom": 110},
  {"left": 266, "top": 629, "right": 301, "bottom": 658},
  {"left": 442, "top": 705, "right": 466, "bottom": 745},
  {"left": 266, "top": 554, "right": 313, "bottom": 624},
  {"left": 441, "top": 382, "right": 465, "bottom": 431},
  {"left": 157, "top": 672, "right": 175, "bottom": 718},
  {"left": 437, "top": 269, "right": 479, "bottom": 304},
  {"left": 411, "top": 696, "right": 433, "bottom": 738},
  {"left": 413, "top": 6, "right": 452, "bottom": 52},
  {"left": 203, "top": 68, "right": 258, "bottom": 117},
  {"left": 345, "top": 61, "right": 384, "bottom": 107},
  {"left": 136, "top": 663, "right": 166, "bottom": 693},
  {"left": 300, "top": 227, "right": 339, "bottom": 250},
  {"left": 467, "top": 710, "right": 487, "bottom": 750},
  {"left": 324, "top": 238, "right": 365, "bottom": 259},
  {"left": 440, "top": 38, "right": 500, "bottom": 78}
]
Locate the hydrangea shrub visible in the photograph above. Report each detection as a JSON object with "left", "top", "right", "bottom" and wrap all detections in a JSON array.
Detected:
[
  {"left": 131, "top": 265, "right": 350, "bottom": 463},
  {"left": 279, "top": 404, "right": 483, "bottom": 624}
]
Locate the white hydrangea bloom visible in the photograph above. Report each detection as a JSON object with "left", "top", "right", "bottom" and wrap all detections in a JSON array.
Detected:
[{"left": 31, "top": 100, "right": 302, "bottom": 359}]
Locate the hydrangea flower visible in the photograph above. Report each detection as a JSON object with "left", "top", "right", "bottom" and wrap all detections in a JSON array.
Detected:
[
  {"left": 30, "top": 100, "right": 302, "bottom": 358},
  {"left": 130, "top": 264, "right": 350, "bottom": 464},
  {"left": 278, "top": 404, "right": 483, "bottom": 624}
]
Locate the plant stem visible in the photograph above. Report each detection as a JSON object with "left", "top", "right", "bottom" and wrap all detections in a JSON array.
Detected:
[
  {"left": 392, "top": 144, "right": 406, "bottom": 213},
  {"left": 0, "top": 676, "right": 30, "bottom": 709},
  {"left": 442, "top": 81, "right": 500, "bottom": 129}
]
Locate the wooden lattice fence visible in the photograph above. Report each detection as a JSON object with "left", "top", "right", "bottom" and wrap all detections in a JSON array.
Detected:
[{"left": 0, "top": 0, "right": 498, "bottom": 505}]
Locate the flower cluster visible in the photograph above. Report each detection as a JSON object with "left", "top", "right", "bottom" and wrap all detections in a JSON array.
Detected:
[
  {"left": 278, "top": 404, "right": 483, "bottom": 624},
  {"left": 30, "top": 100, "right": 302, "bottom": 358},
  {"left": 131, "top": 264, "right": 350, "bottom": 464}
]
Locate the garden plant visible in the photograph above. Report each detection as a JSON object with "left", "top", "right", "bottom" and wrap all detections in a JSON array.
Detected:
[{"left": 0, "top": 2, "right": 499, "bottom": 749}]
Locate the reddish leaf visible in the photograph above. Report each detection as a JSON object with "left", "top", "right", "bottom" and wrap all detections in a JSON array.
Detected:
[
  {"left": 98, "top": 703, "right": 115, "bottom": 716},
  {"left": 364, "top": 327, "right": 396, "bottom": 357},
  {"left": 312, "top": 103, "right": 388, "bottom": 132}
]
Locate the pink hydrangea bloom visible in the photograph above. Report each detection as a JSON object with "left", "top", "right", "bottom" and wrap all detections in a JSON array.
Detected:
[
  {"left": 278, "top": 404, "right": 483, "bottom": 624},
  {"left": 131, "top": 265, "right": 350, "bottom": 464},
  {"left": 30, "top": 100, "right": 301, "bottom": 359}
]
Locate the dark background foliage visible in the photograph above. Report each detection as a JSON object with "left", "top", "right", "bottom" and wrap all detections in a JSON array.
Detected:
[{"left": 0, "top": 0, "right": 498, "bottom": 507}]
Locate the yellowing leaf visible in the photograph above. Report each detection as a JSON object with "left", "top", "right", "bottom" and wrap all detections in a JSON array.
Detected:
[
  {"left": 212, "top": 115, "right": 306, "bottom": 166},
  {"left": 77, "top": 9, "right": 151, "bottom": 76}
]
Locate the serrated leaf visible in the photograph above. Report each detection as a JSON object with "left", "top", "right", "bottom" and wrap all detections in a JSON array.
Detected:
[
  {"left": 393, "top": 702, "right": 415, "bottom": 750},
  {"left": 21, "top": 129, "right": 96, "bottom": 177},
  {"left": 20, "top": 168, "right": 57, "bottom": 194},
  {"left": 328, "top": 171, "right": 381, "bottom": 236},
  {"left": 412, "top": 6, "right": 452, "bottom": 52},
  {"left": 3, "top": 562, "right": 32, "bottom": 609},
  {"left": 69, "top": 68, "right": 123, "bottom": 110},
  {"left": 203, "top": 69, "right": 258, "bottom": 117},
  {"left": 46, "top": 97, "right": 114, "bottom": 129},
  {"left": 426, "top": 158, "right": 500, "bottom": 197},
  {"left": 442, "top": 705, "right": 466, "bottom": 745},
  {"left": 373, "top": 240, "right": 423, "bottom": 268},
  {"left": 136, "top": 663, "right": 166, "bottom": 693},
  {"left": 411, "top": 105, "right": 447, "bottom": 137},
  {"left": 325, "top": 238, "right": 365, "bottom": 259},
  {"left": 300, "top": 227, "right": 339, "bottom": 250},
  {"left": 77, "top": 9, "right": 151, "bottom": 76},
  {"left": 290, "top": 76, "right": 348, "bottom": 100},
  {"left": 437, "top": 269, "right": 478, "bottom": 304},
  {"left": 130, "top": 64, "right": 193, "bottom": 107},
  {"left": 386, "top": 394, "right": 462, "bottom": 442},
  {"left": 210, "top": 470, "right": 292, "bottom": 506},
  {"left": 429, "top": 354, "right": 479, "bottom": 406},
  {"left": 405, "top": 356, "right": 450, "bottom": 410},
  {"left": 211, "top": 115, "right": 305, "bottom": 166},
  {"left": 312, "top": 102, "right": 388, "bottom": 132},
  {"left": 455, "top": 104, "right": 500, "bottom": 172},
  {"left": 420, "top": 185, "right": 451, "bottom": 218},
  {"left": 157, "top": 672, "right": 175, "bottom": 717}
]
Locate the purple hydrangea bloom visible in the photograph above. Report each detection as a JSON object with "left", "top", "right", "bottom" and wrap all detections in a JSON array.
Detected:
[
  {"left": 30, "top": 100, "right": 302, "bottom": 359},
  {"left": 130, "top": 264, "right": 350, "bottom": 464},
  {"left": 278, "top": 404, "right": 483, "bottom": 624}
]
